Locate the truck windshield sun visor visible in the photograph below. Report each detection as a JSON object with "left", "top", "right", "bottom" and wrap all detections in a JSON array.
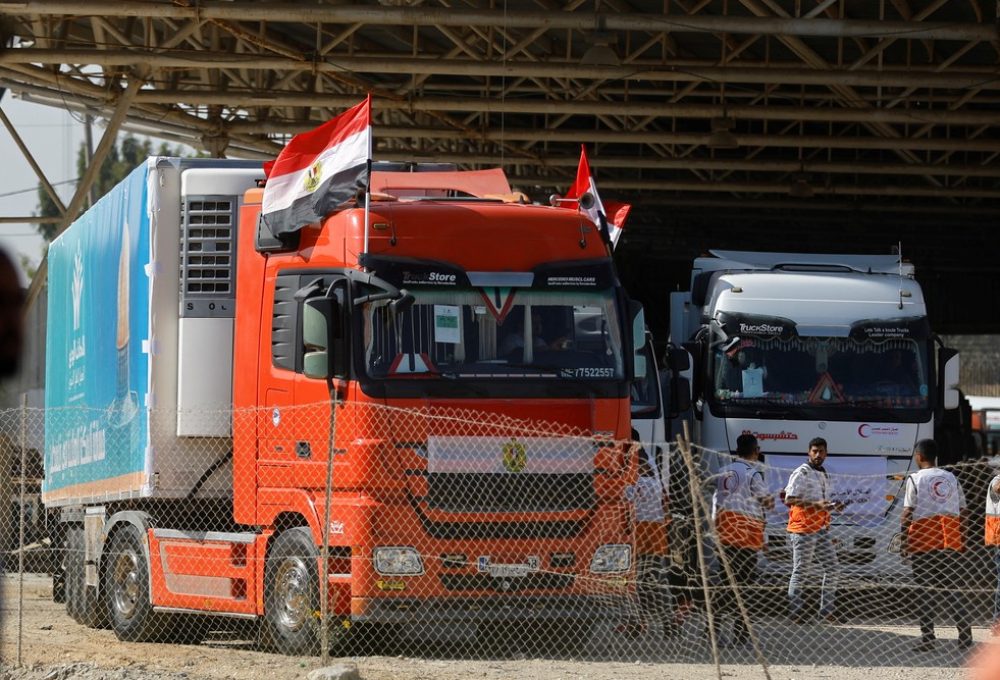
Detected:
[
  {"left": 715, "top": 312, "right": 797, "bottom": 341},
  {"left": 707, "top": 316, "right": 933, "bottom": 421}
]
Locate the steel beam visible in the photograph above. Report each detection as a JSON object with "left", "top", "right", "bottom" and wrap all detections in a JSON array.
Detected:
[
  {"left": 374, "top": 151, "right": 1000, "bottom": 178},
  {"left": 0, "top": 216, "right": 61, "bottom": 224},
  {"left": 227, "top": 123, "right": 1000, "bottom": 154},
  {"left": 110, "top": 89, "right": 1000, "bottom": 127},
  {"left": 4, "top": 51, "right": 998, "bottom": 90},
  {"left": 512, "top": 177, "right": 1000, "bottom": 199},
  {"left": 4, "top": 3, "right": 997, "bottom": 42}
]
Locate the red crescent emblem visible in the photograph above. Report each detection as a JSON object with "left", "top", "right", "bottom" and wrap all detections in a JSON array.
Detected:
[
  {"left": 858, "top": 424, "right": 870, "bottom": 438},
  {"left": 931, "top": 478, "right": 952, "bottom": 500},
  {"left": 721, "top": 471, "right": 739, "bottom": 492}
]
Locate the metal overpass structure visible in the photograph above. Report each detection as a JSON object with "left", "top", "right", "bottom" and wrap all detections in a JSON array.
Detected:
[{"left": 0, "top": 0, "right": 998, "bottom": 334}]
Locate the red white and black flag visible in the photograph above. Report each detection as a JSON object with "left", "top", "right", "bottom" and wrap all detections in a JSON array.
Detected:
[
  {"left": 262, "top": 95, "right": 372, "bottom": 236},
  {"left": 564, "top": 145, "right": 631, "bottom": 249}
]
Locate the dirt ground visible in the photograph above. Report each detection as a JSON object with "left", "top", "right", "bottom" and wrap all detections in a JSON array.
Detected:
[{"left": 0, "top": 574, "right": 980, "bottom": 680}]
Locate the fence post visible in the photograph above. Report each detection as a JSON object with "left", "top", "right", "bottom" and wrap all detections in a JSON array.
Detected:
[
  {"left": 17, "top": 394, "right": 27, "bottom": 666},
  {"left": 677, "top": 424, "right": 721, "bottom": 679},
  {"left": 678, "top": 434, "right": 772, "bottom": 680},
  {"left": 320, "top": 396, "right": 340, "bottom": 658}
]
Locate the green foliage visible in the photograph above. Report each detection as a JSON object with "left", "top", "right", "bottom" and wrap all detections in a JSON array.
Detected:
[
  {"left": 17, "top": 253, "right": 36, "bottom": 281},
  {"left": 33, "top": 133, "right": 189, "bottom": 243}
]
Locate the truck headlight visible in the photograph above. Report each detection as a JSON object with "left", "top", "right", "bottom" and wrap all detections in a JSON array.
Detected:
[
  {"left": 590, "top": 544, "right": 631, "bottom": 573},
  {"left": 373, "top": 547, "right": 424, "bottom": 575}
]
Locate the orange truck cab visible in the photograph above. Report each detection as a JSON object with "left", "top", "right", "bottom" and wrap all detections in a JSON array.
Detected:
[{"left": 44, "top": 158, "right": 646, "bottom": 654}]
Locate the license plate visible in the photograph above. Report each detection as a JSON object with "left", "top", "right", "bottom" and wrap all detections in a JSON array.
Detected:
[
  {"left": 487, "top": 563, "right": 530, "bottom": 578},
  {"left": 480, "top": 555, "right": 540, "bottom": 578}
]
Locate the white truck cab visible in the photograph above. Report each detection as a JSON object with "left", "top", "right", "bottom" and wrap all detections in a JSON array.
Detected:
[{"left": 669, "top": 250, "right": 961, "bottom": 582}]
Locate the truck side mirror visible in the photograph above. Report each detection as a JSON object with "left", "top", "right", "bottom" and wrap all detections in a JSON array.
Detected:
[
  {"left": 302, "top": 297, "right": 336, "bottom": 379},
  {"left": 629, "top": 301, "right": 647, "bottom": 379},
  {"left": 681, "top": 340, "right": 704, "bottom": 405},
  {"left": 302, "top": 281, "right": 348, "bottom": 380},
  {"left": 666, "top": 346, "right": 692, "bottom": 415},
  {"left": 667, "top": 347, "right": 690, "bottom": 373},
  {"left": 939, "top": 348, "right": 960, "bottom": 410}
]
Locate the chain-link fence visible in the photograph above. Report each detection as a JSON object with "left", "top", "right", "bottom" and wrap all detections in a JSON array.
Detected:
[
  {"left": 962, "top": 351, "right": 1000, "bottom": 398},
  {"left": 2, "top": 403, "right": 999, "bottom": 677},
  {"left": 940, "top": 335, "right": 1000, "bottom": 398}
]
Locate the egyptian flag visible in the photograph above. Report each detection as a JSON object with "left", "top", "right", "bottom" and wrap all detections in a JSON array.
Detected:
[
  {"left": 565, "top": 145, "right": 631, "bottom": 249},
  {"left": 262, "top": 95, "right": 371, "bottom": 236}
]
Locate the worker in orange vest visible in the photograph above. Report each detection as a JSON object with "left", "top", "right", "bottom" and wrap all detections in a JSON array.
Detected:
[
  {"left": 901, "top": 438, "right": 972, "bottom": 652},
  {"left": 984, "top": 469, "right": 1000, "bottom": 634},
  {"left": 619, "top": 446, "right": 675, "bottom": 638},
  {"left": 712, "top": 433, "right": 774, "bottom": 647},
  {"left": 784, "top": 437, "right": 844, "bottom": 623}
]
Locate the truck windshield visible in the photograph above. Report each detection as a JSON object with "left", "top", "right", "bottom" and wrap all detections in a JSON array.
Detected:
[
  {"left": 709, "top": 336, "right": 930, "bottom": 417},
  {"left": 363, "top": 289, "right": 625, "bottom": 380}
]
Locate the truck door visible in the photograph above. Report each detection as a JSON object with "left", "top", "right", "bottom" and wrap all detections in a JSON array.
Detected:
[
  {"left": 260, "top": 270, "right": 353, "bottom": 490},
  {"left": 257, "top": 270, "right": 304, "bottom": 494}
]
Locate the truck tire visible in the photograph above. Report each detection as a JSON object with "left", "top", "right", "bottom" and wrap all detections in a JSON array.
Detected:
[
  {"left": 51, "top": 522, "right": 66, "bottom": 604},
  {"left": 64, "top": 524, "right": 104, "bottom": 628},
  {"left": 263, "top": 527, "right": 356, "bottom": 656},
  {"left": 263, "top": 527, "right": 330, "bottom": 656},
  {"left": 104, "top": 524, "right": 163, "bottom": 641}
]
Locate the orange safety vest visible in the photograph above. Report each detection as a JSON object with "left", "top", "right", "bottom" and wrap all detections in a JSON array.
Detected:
[
  {"left": 985, "top": 474, "right": 1000, "bottom": 546},
  {"left": 784, "top": 463, "right": 831, "bottom": 535},
  {"left": 632, "top": 463, "right": 668, "bottom": 556},
  {"left": 714, "top": 461, "right": 767, "bottom": 549},
  {"left": 905, "top": 467, "right": 964, "bottom": 553}
]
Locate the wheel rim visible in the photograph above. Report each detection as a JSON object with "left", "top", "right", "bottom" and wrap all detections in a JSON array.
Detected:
[
  {"left": 110, "top": 549, "right": 141, "bottom": 621},
  {"left": 273, "top": 556, "right": 313, "bottom": 633}
]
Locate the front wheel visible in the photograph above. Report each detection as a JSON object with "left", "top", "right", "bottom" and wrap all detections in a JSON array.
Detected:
[
  {"left": 105, "top": 525, "right": 163, "bottom": 641},
  {"left": 264, "top": 527, "right": 330, "bottom": 655}
]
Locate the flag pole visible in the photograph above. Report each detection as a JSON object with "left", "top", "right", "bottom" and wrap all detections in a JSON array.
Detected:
[
  {"left": 362, "top": 94, "right": 373, "bottom": 271},
  {"left": 362, "top": 158, "right": 372, "bottom": 270}
]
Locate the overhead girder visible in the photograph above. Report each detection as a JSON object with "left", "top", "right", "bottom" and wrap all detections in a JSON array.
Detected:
[
  {"left": 217, "top": 123, "right": 1000, "bottom": 155},
  {"left": 0, "top": 1, "right": 995, "bottom": 336},
  {"left": 5, "top": 51, "right": 998, "bottom": 91},
  {"left": 0, "top": 0, "right": 996, "bottom": 233},
  {"left": 76, "top": 90, "right": 993, "bottom": 127},
  {"left": 5, "top": 2, "right": 998, "bottom": 42}
]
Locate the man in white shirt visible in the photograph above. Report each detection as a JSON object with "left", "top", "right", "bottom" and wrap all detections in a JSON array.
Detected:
[
  {"left": 900, "top": 438, "right": 971, "bottom": 651},
  {"left": 784, "top": 437, "right": 844, "bottom": 623},
  {"left": 712, "top": 433, "right": 774, "bottom": 646},
  {"left": 985, "top": 471, "right": 1000, "bottom": 633}
]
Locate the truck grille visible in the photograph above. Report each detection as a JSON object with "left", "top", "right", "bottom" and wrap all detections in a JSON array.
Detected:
[
  {"left": 420, "top": 519, "right": 585, "bottom": 541},
  {"left": 440, "top": 572, "right": 575, "bottom": 592},
  {"left": 426, "top": 473, "right": 595, "bottom": 513}
]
